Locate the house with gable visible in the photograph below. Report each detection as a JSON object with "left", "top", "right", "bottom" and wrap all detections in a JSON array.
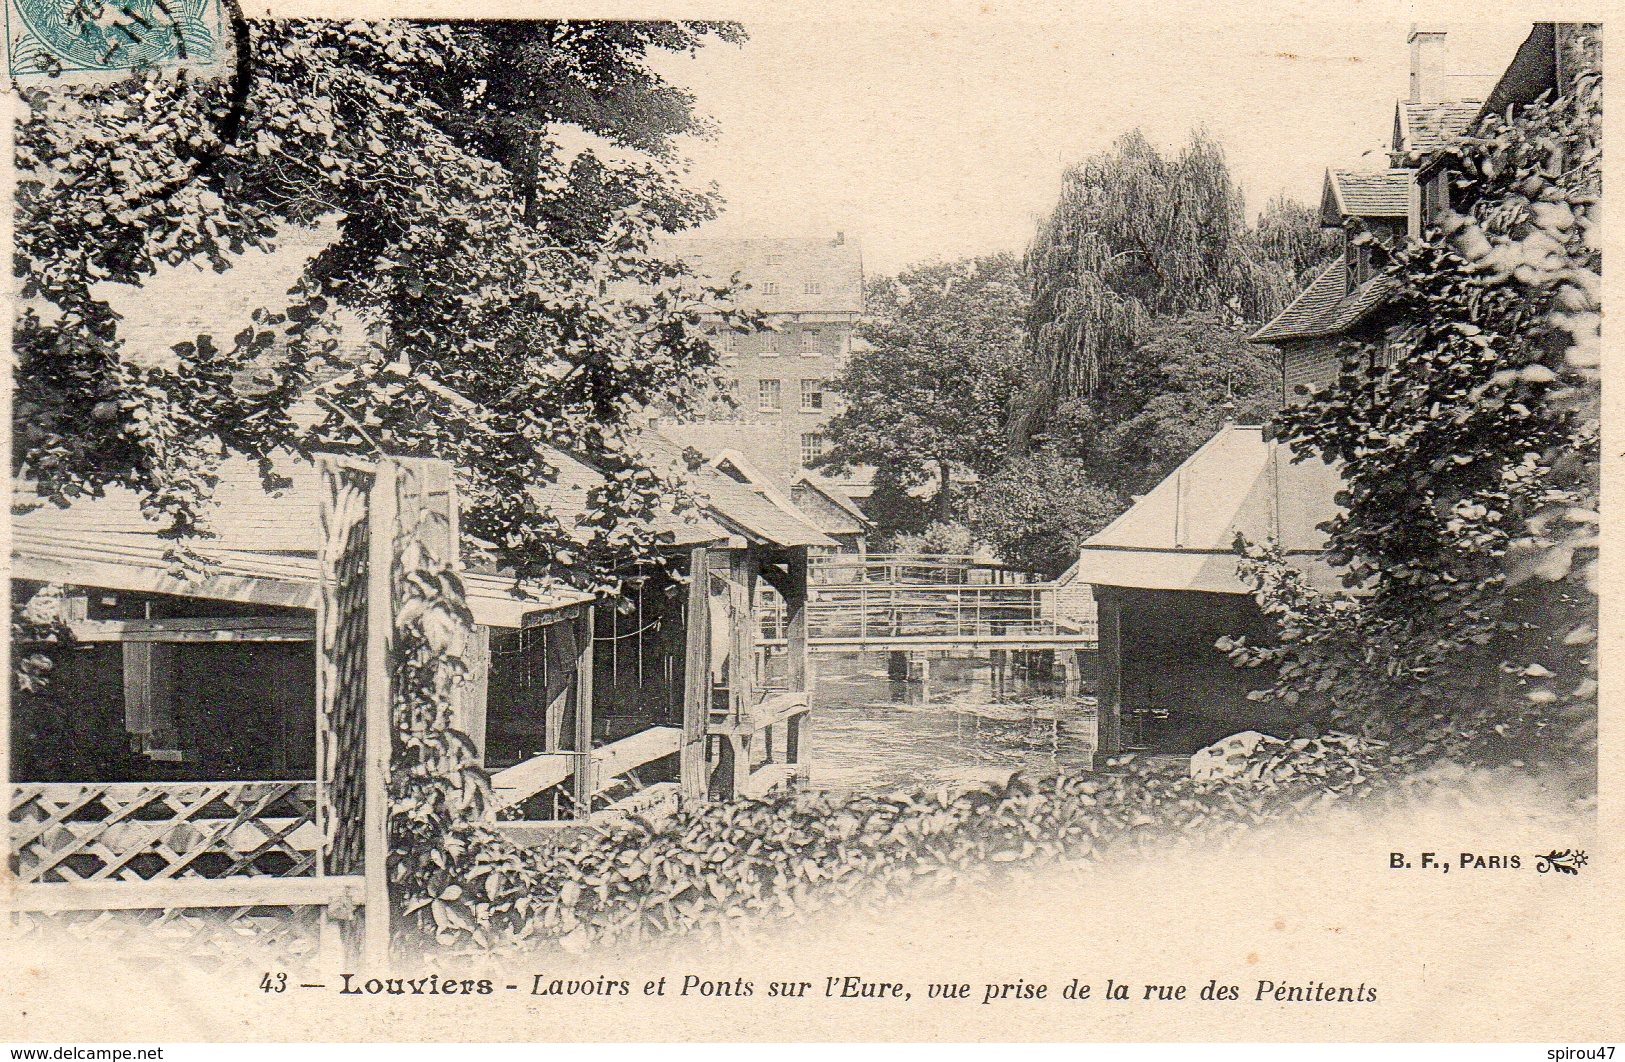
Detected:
[{"left": 1073, "top": 23, "right": 1584, "bottom": 757}]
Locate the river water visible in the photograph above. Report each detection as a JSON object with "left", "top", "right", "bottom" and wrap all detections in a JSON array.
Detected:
[{"left": 801, "top": 651, "right": 1099, "bottom": 792}]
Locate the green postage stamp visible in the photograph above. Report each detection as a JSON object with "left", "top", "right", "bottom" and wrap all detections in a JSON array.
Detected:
[{"left": 5, "top": 0, "right": 223, "bottom": 79}]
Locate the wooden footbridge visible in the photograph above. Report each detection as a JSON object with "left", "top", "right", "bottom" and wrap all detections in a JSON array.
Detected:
[{"left": 758, "top": 554, "right": 1097, "bottom": 653}]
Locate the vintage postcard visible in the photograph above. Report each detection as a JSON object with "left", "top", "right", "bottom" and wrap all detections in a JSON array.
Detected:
[{"left": 0, "top": 0, "right": 1618, "bottom": 1046}]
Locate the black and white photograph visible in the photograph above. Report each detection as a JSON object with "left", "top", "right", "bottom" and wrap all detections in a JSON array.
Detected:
[{"left": 0, "top": 2, "right": 1613, "bottom": 1047}]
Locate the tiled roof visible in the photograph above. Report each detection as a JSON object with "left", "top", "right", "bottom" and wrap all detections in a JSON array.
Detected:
[
  {"left": 636, "top": 433, "right": 835, "bottom": 549},
  {"left": 793, "top": 474, "right": 869, "bottom": 529},
  {"left": 1250, "top": 258, "right": 1394, "bottom": 344},
  {"left": 1394, "top": 100, "right": 1482, "bottom": 156},
  {"left": 1322, "top": 169, "right": 1414, "bottom": 223},
  {"left": 1072, "top": 426, "right": 1345, "bottom": 595}
]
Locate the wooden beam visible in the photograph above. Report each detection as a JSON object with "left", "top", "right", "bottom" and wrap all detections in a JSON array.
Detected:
[
  {"left": 785, "top": 549, "right": 809, "bottom": 696},
  {"left": 756, "top": 560, "right": 797, "bottom": 600},
  {"left": 680, "top": 546, "right": 710, "bottom": 802},
  {"left": 709, "top": 691, "right": 810, "bottom": 737},
  {"left": 362, "top": 461, "right": 397, "bottom": 969},
  {"left": 1096, "top": 589, "right": 1123, "bottom": 754},
  {"left": 590, "top": 725, "right": 681, "bottom": 786},
  {"left": 491, "top": 726, "right": 683, "bottom": 810},
  {"left": 490, "top": 753, "right": 575, "bottom": 807},
  {"left": 727, "top": 548, "right": 757, "bottom": 726},
  {"left": 571, "top": 605, "right": 595, "bottom": 817},
  {"left": 457, "top": 624, "right": 490, "bottom": 760},
  {"left": 74, "top": 617, "right": 314, "bottom": 643},
  {"left": 11, "top": 874, "right": 366, "bottom": 913}
]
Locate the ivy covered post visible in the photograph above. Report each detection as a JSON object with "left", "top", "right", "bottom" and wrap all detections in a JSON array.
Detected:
[{"left": 319, "top": 454, "right": 466, "bottom": 967}]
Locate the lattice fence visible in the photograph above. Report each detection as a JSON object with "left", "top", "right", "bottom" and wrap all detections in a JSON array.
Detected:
[{"left": 10, "top": 781, "right": 318, "bottom": 884}]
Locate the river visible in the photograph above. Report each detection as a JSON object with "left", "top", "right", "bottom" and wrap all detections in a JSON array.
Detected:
[{"left": 800, "top": 651, "right": 1099, "bottom": 791}]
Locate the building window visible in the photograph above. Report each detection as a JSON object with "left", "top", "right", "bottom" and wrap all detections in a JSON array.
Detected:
[
  {"left": 718, "top": 330, "right": 738, "bottom": 354},
  {"left": 761, "top": 281, "right": 780, "bottom": 295},
  {"left": 800, "top": 379, "right": 824, "bottom": 411},
  {"left": 800, "top": 433, "right": 828, "bottom": 466},
  {"left": 758, "top": 379, "right": 782, "bottom": 412},
  {"left": 799, "top": 330, "right": 821, "bottom": 356},
  {"left": 804, "top": 281, "right": 822, "bottom": 295},
  {"left": 758, "top": 342, "right": 779, "bottom": 358},
  {"left": 766, "top": 254, "right": 785, "bottom": 266}
]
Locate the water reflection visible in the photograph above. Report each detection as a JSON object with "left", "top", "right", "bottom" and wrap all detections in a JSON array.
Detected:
[{"left": 805, "top": 651, "right": 1098, "bottom": 791}]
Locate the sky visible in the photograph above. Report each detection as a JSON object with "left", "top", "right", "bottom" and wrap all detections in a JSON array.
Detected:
[
  {"left": 108, "top": 11, "right": 1537, "bottom": 350},
  {"left": 650, "top": 16, "right": 1537, "bottom": 275}
]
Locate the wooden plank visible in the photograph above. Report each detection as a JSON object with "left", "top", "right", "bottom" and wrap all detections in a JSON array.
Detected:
[
  {"left": 9, "top": 552, "right": 320, "bottom": 613},
  {"left": 490, "top": 727, "right": 681, "bottom": 810},
  {"left": 590, "top": 725, "right": 681, "bottom": 786},
  {"left": 362, "top": 460, "right": 397, "bottom": 968},
  {"left": 680, "top": 546, "right": 711, "bottom": 802},
  {"left": 727, "top": 549, "right": 756, "bottom": 725},
  {"left": 738, "top": 763, "right": 795, "bottom": 800},
  {"left": 490, "top": 753, "right": 576, "bottom": 808},
  {"left": 571, "top": 606, "right": 595, "bottom": 816},
  {"left": 11, "top": 874, "right": 366, "bottom": 913},
  {"left": 71, "top": 616, "right": 314, "bottom": 643}
]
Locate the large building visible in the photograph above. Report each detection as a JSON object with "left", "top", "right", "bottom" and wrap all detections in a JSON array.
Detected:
[{"left": 657, "top": 234, "right": 865, "bottom": 488}]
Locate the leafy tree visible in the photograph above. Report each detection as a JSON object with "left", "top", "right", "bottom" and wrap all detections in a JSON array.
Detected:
[
  {"left": 815, "top": 253, "right": 1028, "bottom": 525},
  {"left": 1075, "top": 312, "right": 1281, "bottom": 496},
  {"left": 964, "top": 454, "right": 1121, "bottom": 576},
  {"left": 1225, "top": 33, "right": 1601, "bottom": 786},
  {"left": 967, "top": 311, "right": 1278, "bottom": 566},
  {"left": 1014, "top": 129, "right": 1312, "bottom": 440},
  {"left": 14, "top": 19, "right": 746, "bottom": 593}
]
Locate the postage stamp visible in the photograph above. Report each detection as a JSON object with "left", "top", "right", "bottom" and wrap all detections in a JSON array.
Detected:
[{"left": 4, "top": 0, "right": 224, "bottom": 80}]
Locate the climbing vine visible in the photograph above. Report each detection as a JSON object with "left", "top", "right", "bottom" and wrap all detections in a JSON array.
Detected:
[{"left": 1226, "top": 30, "right": 1601, "bottom": 788}]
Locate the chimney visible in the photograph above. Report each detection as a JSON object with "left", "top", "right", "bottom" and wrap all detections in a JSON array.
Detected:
[{"left": 1408, "top": 26, "right": 1450, "bottom": 103}]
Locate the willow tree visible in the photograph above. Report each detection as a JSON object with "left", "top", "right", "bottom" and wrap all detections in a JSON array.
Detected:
[{"left": 1014, "top": 130, "right": 1311, "bottom": 446}]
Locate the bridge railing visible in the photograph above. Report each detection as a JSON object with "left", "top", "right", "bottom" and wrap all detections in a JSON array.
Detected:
[
  {"left": 760, "top": 583, "right": 1097, "bottom": 642},
  {"left": 809, "top": 553, "right": 1046, "bottom": 587}
]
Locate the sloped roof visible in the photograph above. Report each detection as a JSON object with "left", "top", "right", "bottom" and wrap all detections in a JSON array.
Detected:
[
  {"left": 1393, "top": 100, "right": 1483, "bottom": 156},
  {"left": 1073, "top": 426, "right": 1345, "bottom": 595},
  {"left": 705, "top": 448, "right": 867, "bottom": 538},
  {"left": 1250, "top": 258, "right": 1395, "bottom": 344},
  {"left": 10, "top": 526, "right": 594, "bottom": 628},
  {"left": 793, "top": 474, "right": 869, "bottom": 529},
  {"left": 1321, "top": 169, "right": 1414, "bottom": 224},
  {"left": 635, "top": 433, "right": 834, "bottom": 549},
  {"left": 13, "top": 446, "right": 720, "bottom": 555}
]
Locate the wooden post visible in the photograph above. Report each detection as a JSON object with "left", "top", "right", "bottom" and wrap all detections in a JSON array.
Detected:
[
  {"left": 785, "top": 550, "right": 809, "bottom": 695},
  {"left": 727, "top": 548, "right": 757, "bottom": 727},
  {"left": 457, "top": 625, "right": 490, "bottom": 761},
  {"left": 361, "top": 461, "right": 397, "bottom": 969},
  {"left": 680, "top": 546, "right": 710, "bottom": 802},
  {"left": 572, "top": 605, "right": 596, "bottom": 817},
  {"left": 1096, "top": 589, "right": 1123, "bottom": 754},
  {"left": 362, "top": 457, "right": 461, "bottom": 967}
]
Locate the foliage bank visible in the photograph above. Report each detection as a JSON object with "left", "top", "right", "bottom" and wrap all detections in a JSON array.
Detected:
[{"left": 1226, "top": 31, "right": 1601, "bottom": 791}]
